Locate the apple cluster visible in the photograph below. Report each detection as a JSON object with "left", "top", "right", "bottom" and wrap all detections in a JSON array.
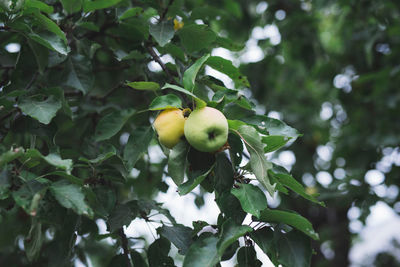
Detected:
[{"left": 153, "top": 107, "right": 229, "bottom": 152}]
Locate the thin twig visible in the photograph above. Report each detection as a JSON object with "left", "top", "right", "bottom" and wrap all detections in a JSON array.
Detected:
[
  {"left": 145, "top": 44, "right": 173, "bottom": 82},
  {"left": 159, "top": 0, "right": 175, "bottom": 21},
  {"left": 118, "top": 228, "right": 132, "bottom": 267}
]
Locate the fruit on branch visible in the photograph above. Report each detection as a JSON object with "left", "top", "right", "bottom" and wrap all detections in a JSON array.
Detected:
[
  {"left": 153, "top": 108, "right": 186, "bottom": 149},
  {"left": 184, "top": 107, "right": 229, "bottom": 152}
]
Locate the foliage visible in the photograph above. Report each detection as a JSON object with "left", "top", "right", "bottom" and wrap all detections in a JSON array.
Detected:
[{"left": 0, "top": 0, "right": 322, "bottom": 266}]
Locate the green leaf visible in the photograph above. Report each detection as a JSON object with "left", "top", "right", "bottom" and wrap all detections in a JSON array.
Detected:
[
  {"left": 168, "top": 140, "right": 189, "bottom": 185},
  {"left": 206, "top": 56, "right": 249, "bottom": 88},
  {"left": 0, "top": 147, "right": 24, "bottom": 168},
  {"left": 19, "top": 96, "right": 62, "bottom": 125},
  {"left": 275, "top": 229, "right": 312, "bottom": 267},
  {"left": 76, "top": 21, "right": 99, "bottom": 32},
  {"left": 25, "top": 0, "right": 54, "bottom": 14},
  {"left": 83, "top": 0, "right": 123, "bottom": 12},
  {"left": 50, "top": 180, "right": 94, "bottom": 218},
  {"left": 236, "top": 125, "right": 275, "bottom": 196},
  {"left": 231, "top": 183, "right": 268, "bottom": 218},
  {"left": 24, "top": 220, "right": 43, "bottom": 262},
  {"left": 269, "top": 166, "right": 325, "bottom": 206},
  {"left": 250, "top": 227, "right": 278, "bottom": 265},
  {"left": 237, "top": 246, "right": 262, "bottom": 267},
  {"left": 178, "top": 24, "right": 216, "bottom": 52},
  {"left": 178, "top": 166, "right": 214, "bottom": 195},
  {"left": 123, "top": 126, "right": 154, "bottom": 170},
  {"left": 216, "top": 192, "right": 246, "bottom": 225},
  {"left": 149, "top": 94, "right": 182, "bottom": 110},
  {"left": 119, "top": 7, "right": 143, "bottom": 20},
  {"left": 108, "top": 201, "right": 138, "bottom": 232},
  {"left": 162, "top": 83, "right": 207, "bottom": 108},
  {"left": 130, "top": 250, "right": 148, "bottom": 267},
  {"left": 183, "top": 54, "right": 210, "bottom": 92},
  {"left": 45, "top": 171, "right": 83, "bottom": 186},
  {"left": 28, "top": 32, "right": 70, "bottom": 55},
  {"left": 79, "top": 146, "right": 117, "bottom": 165},
  {"left": 259, "top": 209, "right": 319, "bottom": 240},
  {"left": 63, "top": 55, "right": 93, "bottom": 94},
  {"left": 60, "top": 0, "right": 82, "bottom": 14},
  {"left": 182, "top": 236, "right": 219, "bottom": 267},
  {"left": 30, "top": 12, "right": 67, "bottom": 44},
  {"left": 95, "top": 109, "right": 135, "bottom": 142},
  {"left": 27, "top": 38, "right": 49, "bottom": 74},
  {"left": 149, "top": 20, "right": 175, "bottom": 47},
  {"left": 0, "top": 169, "right": 11, "bottom": 200},
  {"left": 126, "top": 81, "right": 160, "bottom": 91},
  {"left": 215, "top": 36, "right": 245, "bottom": 51},
  {"left": 12, "top": 180, "right": 46, "bottom": 214},
  {"left": 158, "top": 224, "right": 193, "bottom": 255},
  {"left": 148, "top": 237, "right": 174, "bottom": 267},
  {"left": 217, "top": 219, "right": 252, "bottom": 256},
  {"left": 214, "top": 152, "right": 234, "bottom": 194},
  {"left": 262, "top": 135, "right": 291, "bottom": 153},
  {"left": 243, "top": 115, "right": 301, "bottom": 139},
  {"left": 43, "top": 154, "right": 73, "bottom": 174}
]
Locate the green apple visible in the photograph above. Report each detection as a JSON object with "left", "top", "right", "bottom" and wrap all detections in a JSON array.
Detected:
[
  {"left": 184, "top": 107, "right": 229, "bottom": 152},
  {"left": 153, "top": 108, "right": 186, "bottom": 149}
]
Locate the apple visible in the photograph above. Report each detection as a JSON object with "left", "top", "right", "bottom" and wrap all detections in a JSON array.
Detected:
[
  {"left": 184, "top": 107, "right": 228, "bottom": 152},
  {"left": 153, "top": 108, "right": 186, "bottom": 149}
]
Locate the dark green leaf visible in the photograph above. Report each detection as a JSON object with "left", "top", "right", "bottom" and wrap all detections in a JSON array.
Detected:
[
  {"left": 149, "top": 21, "right": 175, "bottom": 47},
  {"left": 149, "top": 94, "right": 182, "bottom": 110},
  {"left": 123, "top": 126, "right": 154, "bottom": 170},
  {"left": 182, "top": 236, "right": 218, "bottom": 267},
  {"left": 217, "top": 219, "right": 252, "bottom": 256},
  {"left": 108, "top": 202, "right": 138, "bottom": 232},
  {"left": 28, "top": 32, "right": 70, "bottom": 55},
  {"left": 178, "top": 24, "right": 216, "bottom": 52},
  {"left": 119, "top": 7, "right": 143, "bottom": 20},
  {"left": 50, "top": 180, "right": 94, "bottom": 218},
  {"left": 130, "top": 250, "right": 148, "bottom": 267},
  {"left": 178, "top": 166, "right": 214, "bottom": 195},
  {"left": 214, "top": 152, "right": 234, "bottom": 194},
  {"left": 216, "top": 192, "right": 246, "bottom": 225},
  {"left": 148, "top": 237, "right": 174, "bottom": 267},
  {"left": 158, "top": 224, "right": 193, "bottom": 255},
  {"left": 60, "top": 0, "right": 82, "bottom": 14},
  {"left": 168, "top": 140, "right": 189, "bottom": 185},
  {"left": 19, "top": 96, "right": 62, "bottom": 124},
  {"left": 243, "top": 115, "right": 301, "bottom": 139},
  {"left": 269, "top": 167, "right": 325, "bottom": 206},
  {"left": 25, "top": 0, "right": 54, "bottom": 13},
  {"left": 275, "top": 229, "right": 312, "bottom": 267},
  {"left": 236, "top": 125, "right": 275, "bottom": 196},
  {"left": 95, "top": 108, "right": 135, "bottom": 142},
  {"left": 43, "top": 154, "right": 73, "bottom": 174},
  {"left": 259, "top": 209, "right": 319, "bottom": 240},
  {"left": 231, "top": 183, "right": 268, "bottom": 218},
  {"left": 63, "top": 55, "right": 93, "bottom": 94},
  {"left": 83, "top": 0, "right": 123, "bottom": 12},
  {"left": 250, "top": 227, "right": 278, "bottom": 265},
  {"left": 237, "top": 246, "right": 262, "bottom": 267}
]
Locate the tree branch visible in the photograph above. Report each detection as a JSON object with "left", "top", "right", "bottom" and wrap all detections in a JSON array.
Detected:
[
  {"left": 118, "top": 228, "right": 132, "bottom": 267},
  {"left": 159, "top": 0, "right": 175, "bottom": 21}
]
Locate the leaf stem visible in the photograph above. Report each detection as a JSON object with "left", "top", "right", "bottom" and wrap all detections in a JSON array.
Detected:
[{"left": 118, "top": 228, "right": 132, "bottom": 267}]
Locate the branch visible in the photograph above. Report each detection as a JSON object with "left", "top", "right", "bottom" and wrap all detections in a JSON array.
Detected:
[
  {"left": 24, "top": 72, "right": 38, "bottom": 91},
  {"left": 145, "top": 43, "right": 174, "bottom": 82},
  {"left": 118, "top": 228, "right": 132, "bottom": 267},
  {"left": 159, "top": 0, "right": 175, "bottom": 21}
]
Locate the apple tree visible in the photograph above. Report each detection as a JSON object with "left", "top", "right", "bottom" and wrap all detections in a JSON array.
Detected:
[{"left": 0, "top": 0, "right": 324, "bottom": 266}]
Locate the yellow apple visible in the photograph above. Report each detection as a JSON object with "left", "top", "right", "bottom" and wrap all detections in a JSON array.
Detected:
[{"left": 153, "top": 108, "right": 186, "bottom": 149}]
